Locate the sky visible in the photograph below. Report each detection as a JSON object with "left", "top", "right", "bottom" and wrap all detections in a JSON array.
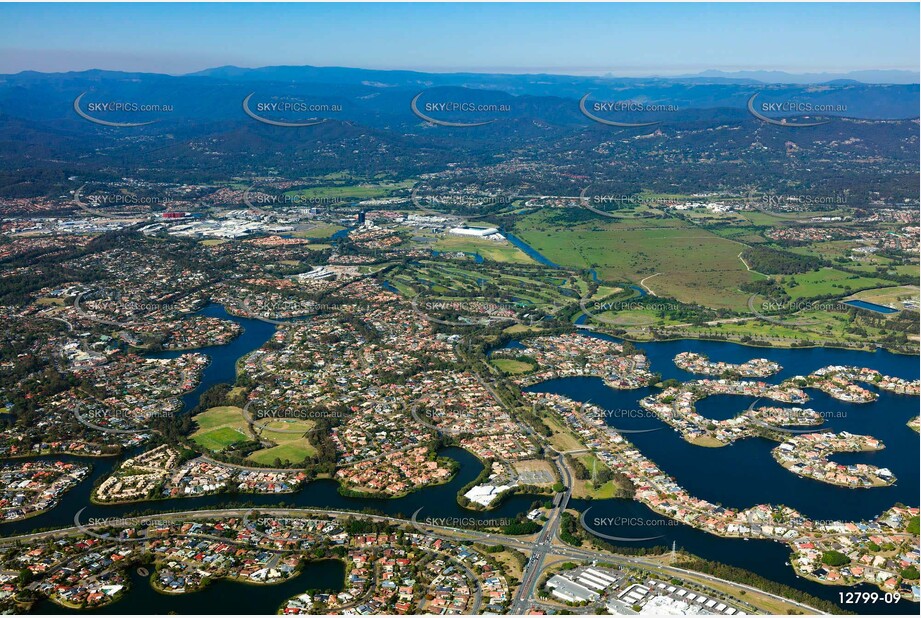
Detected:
[{"left": 0, "top": 3, "right": 918, "bottom": 76}]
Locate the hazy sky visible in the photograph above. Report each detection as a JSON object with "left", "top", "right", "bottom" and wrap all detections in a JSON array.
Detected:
[{"left": 1, "top": 3, "right": 918, "bottom": 75}]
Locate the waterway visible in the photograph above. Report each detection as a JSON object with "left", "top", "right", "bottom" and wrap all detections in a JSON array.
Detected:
[
  {"left": 525, "top": 335, "right": 919, "bottom": 520},
  {"left": 34, "top": 559, "right": 345, "bottom": 614},
  {"left": 629, "top": 284, "right": 648, "bottom": 297},
  {"left": 147, "top": 303, "right": 277, "bottom": 413},
  {"left": 524, "top": 334, "right": 919, "bottom": 614},
  {"left": 0, "top": 446, "right": 537, "bottom": 538},
  {"left": 843, "top": 299, "right": 899, "bottom": 314}
]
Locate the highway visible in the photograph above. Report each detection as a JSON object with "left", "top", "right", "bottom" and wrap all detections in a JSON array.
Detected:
[
  {"left": 1, "top": 504, "right": 825, "bottom": 615},
  {"left": 509, "top": 452, "right": 572, "bottom": 613}
]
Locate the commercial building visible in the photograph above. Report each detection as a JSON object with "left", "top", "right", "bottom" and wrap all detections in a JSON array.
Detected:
[{"left": 545, "top": 575, "right": 599, "bottom": 603}]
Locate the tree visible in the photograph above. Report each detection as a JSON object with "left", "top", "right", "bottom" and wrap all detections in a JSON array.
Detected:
[{"left": 820, "top": 550, "right": 849, "bottom": 567}]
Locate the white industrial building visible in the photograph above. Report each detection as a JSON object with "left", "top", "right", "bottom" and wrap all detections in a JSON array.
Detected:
[
  {"left": 545, "top": 575, "right": 599, "bottom": 603},
  {"left": 448, "top": 226, "right": 504, "bottom": 240},
  {"left": 640, "top": 595, "right": 707, "bottom": 615}
]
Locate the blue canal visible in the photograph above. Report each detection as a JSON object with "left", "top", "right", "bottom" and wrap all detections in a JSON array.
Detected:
[
  {"left": 524, "top": 334, "right": 919, "bottom": 614},
  {"left": 34, "top": 559, "right": 346, "bottom": 614}
]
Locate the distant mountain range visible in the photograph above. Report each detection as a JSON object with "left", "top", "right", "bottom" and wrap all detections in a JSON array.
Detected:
[
  {"left": 669, "top": 69, "right": 919, "bottom": 85},
  {"left": 171, "top": 65, "right": 921, "bottom": 86},
  {"left": 5, "top": 65, "right": 918, "bottom": 86},
  {"left": 188, "top": 64, "right": 921, "bottom": 88},
  {"left": 0, "top": 64, "right": 916, "bottom": 200},
  {"left": 1, "top": 65, "right": 918, "bottom": 125}
]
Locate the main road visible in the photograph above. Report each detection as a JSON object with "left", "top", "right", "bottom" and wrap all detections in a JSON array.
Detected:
[
  {"left": 0, "top": 505, "right": 824, "bottom": 615},
  {"left": 510, "top": 451, "right": 572, "bottom": 614}
]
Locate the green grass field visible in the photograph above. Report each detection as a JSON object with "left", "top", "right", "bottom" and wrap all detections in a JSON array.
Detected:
[
  {"left": 430, "top": 235, "right": 535, "bottom": 264},
  {"left": 260, "top": 419, "right": 316, "bottom": 435},
  {"left": 293, "top": 223, "right": 345, "bottom": 239},
  {"left": 190, "top": 406, "right": 249, "bottom": 452},
  {"left": 781, "top": 268, "right": 896, "bottom": 300},
  {"left": 491, "top": 358, "right": 536, "bottom": 375},
  {"left": 513, "top": 211, "right": 758, "bottom": 310},
  {"left": 191, "top": 406, "right": 246, "bottom": 431},
  {"left": 246, "top": 418, "right": 317, "bottom": 465},
  {"left": 668, "top": 304, "right": 905, "bottom": 349},
  {"left": 194, "top": 427, "right": 248, "bottom": 451},
  {"left": 246, "top": 444, "right": 310, "bottom": 466},
  {"left": 503, "top": 323, "right": 546, "bottom": 335},
  {"left": 591, "top": 308, "right": 678, "bottom": 326},
  {"left": 572, "top": 453, "right": 620, "bottom": 499}
]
